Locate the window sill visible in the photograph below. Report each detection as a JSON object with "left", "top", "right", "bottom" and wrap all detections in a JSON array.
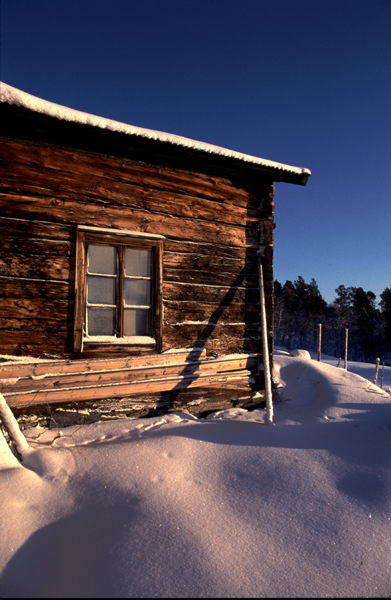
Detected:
[
  {"left": 78, "top": 337, "right": 157, "bottom": 357},
  {"left": 83, "top": 336, "right": 156, "bottom": 345}
]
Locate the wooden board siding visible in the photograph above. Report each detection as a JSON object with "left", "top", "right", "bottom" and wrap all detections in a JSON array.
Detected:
[
  {"left": 0, "top": 135, "right": 274, "bottom": 365},
  {"left": 13, "top": 387, "right": 265, "bottom": 426},
  {"left": 1, "top": 353, "right": 261, "bottom": 414},
  {"left": 0, "top": 348, "right": 208, "bottom": 379},
  {"left": 0, "top": 139, "right": 262, "bottom": 212}
]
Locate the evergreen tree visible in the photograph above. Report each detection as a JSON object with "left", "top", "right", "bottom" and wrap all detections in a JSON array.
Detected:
[
  {"left": 379, "top": 288, "right": 391, "bottom": 358},
  {"left": 273, "top": 276, "right": 326, "bottom": 350},
  {"left": 331, "top": 285, "right": 354, "bottom": 358},
  {"left": 274, "top": 278, "right": 384, "bottom": 362}
]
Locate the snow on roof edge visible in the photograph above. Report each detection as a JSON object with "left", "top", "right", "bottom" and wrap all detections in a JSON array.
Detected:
[{"left": 0, "top": 82, "right": 311, "bottom": 180}]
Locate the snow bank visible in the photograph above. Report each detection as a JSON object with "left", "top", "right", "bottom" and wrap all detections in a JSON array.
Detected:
[
  {"left": 0, "top": 354, "right": 390, "bottom": 598},
  {"left": 289, "top": 348, "right": 312, "bottom": 359}
]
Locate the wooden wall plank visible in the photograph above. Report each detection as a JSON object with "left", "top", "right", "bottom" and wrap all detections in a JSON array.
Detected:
[
  {"left": 0, "top": 331, "right": 71, "bottom": 357},
  {"left": 162, "top": 337, "right": 260, "bottom": 355},
  {"left": 164, "top": 239, "right": 258, "bottom": 262},
  {"left": 0, "top": 253, "right": 71, "bottom": 281},
  {"left": 0, "top": 138, "right": 262, "bottom": 209},
  {"left": 0, "top": 192, "right": 258, "bottom": 248},
  {"left": 163, "top": 250, "right": 257, "bottom": 272},
  {"left": 163, "top": 281, "right": 259, "bottom": 304},
  {"left": 0, "top": 278, "right": 70, "bottom": 300},
  {"left": 4, "top": 369, "right": 253, "bottom": 407},
  {"left": 0, "top": 297, "right": 69, "bottom": 320},
  {"left": 0, "top": 216, "right": 73, "bottom": 241},
  {"left": 163, "top": 300, "right": 260, "bottom": 325},
  {"left": 11, "top": 386, "right": 263, "bottom": 422},
  {"left": 0, "top": 355, "right": 258, "bottom": 394},
  {"left": 0, "top": 348, "right": 208, "bottom": 379},
  {"left": 1, "top": 168, "right": 262, "bottom": 227},
  {"left": 164, "top": 268, "right": 257, "bottom": 288}
]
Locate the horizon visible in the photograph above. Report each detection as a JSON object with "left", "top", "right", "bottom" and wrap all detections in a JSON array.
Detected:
[{"left": 1, "top": 0, "right": 390, "bottom": 303}]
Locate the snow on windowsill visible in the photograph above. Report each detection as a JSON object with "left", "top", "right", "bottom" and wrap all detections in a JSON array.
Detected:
[{"left": 83, "top": 336, "right": 155, "bottom": 345}]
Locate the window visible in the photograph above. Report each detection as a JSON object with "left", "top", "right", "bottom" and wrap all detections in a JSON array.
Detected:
[{"left": 74, "top": 226, "right": 164, "bottom": 353}]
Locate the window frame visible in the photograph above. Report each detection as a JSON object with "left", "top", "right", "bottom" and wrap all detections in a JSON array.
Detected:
[{"left": 74, "top": 226, "right": 164, "bottom": 355}]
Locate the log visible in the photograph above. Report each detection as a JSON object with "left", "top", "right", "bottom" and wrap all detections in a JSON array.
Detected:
[
  {"left": 0, "top": 138, "right": 261, "bottom": 209},
  {"left": 163, "top": 267, "right": 258, "bottom": 288},
  {"left": 164, "top": 239, "right": 258, "bottom": 262},
  {"left": 0, "top": 192, "right": 258, "bottom": 248},
  {"left": 4, "top": 369, "right": 253, "bottom": 407},
  {"left": 0, "top": 330, "right": 71, "bottom": 357},
  {"left": 162, "top": 337, "right": 260, "bottom": 355},
  {"left": 0, "top": 296, "right": 70, "bottom": 320},
  {"left": 163, "top": 249, "right": 257, "bottom": 272},
  {"left": 0, "top": 216, "right": 73, "bottom": 241},
  {"left": 12, "top": 387, "right": 262, "bottom": 423},
  {"left": 0, "top": 317, "right": 70, "bottom": 332},
  {"left": 163, "top": 300, "right": 260, "bottom": 325},
  {"left": 0, "top": 354, "right": 258, "bottom": 394},
  {"left": 163, "top": 281, "right": 260, "bottom": 304},
  {"left": 0, "top": 253, "right": 71, "bottom": 281},
  {"left": 0, "top": 348, "right": 207, "bottom": 379},
  {"left": 1, "top": 169, "right": 261, "bottom": 227}
]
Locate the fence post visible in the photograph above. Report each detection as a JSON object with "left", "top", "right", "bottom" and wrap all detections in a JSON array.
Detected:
[
  {"left": 317, "top": 323, "right": 322, "bottom": 361},
  {"left": 344, "top": 328, "right": 348, "bottom": 370},
  {"left": 380, "top": 361, "right": 385, "bottom": 388},
  {"left": 373, "top": 357, "right": 380, "bottom": 385}
]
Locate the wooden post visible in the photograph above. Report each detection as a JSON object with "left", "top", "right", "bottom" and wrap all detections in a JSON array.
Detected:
[
  {"left": 380, "top": 361, "right": 385, "bottom": 388},
  {"left": 344, "top": 328, "right": 348, "bottom": 370},
  {"left": 0, "top": 392, "right": 29, "bottom": 461},
  {"left": 258, "top": 256, "right": 273, "bottom": 424},
  {"left": 373, "top": 357, "right": 380, "bottom": 385},
  {"left": 317, "top": 323, "right": 322, "bottom": 361}
]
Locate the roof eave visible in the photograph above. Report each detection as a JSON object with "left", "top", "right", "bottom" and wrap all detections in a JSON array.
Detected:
[{"left": 0, "top": 82, "right": 311, "bottom": 185}]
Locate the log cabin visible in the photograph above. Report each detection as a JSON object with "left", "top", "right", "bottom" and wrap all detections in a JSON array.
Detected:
[{"left": 0, "top": 82, "right": 311, "bottom": 426}]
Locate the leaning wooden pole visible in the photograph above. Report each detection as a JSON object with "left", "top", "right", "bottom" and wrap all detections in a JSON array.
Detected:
[
  {"left": 0, "top": 391, "right": 29, "bottom": 460},
  {"left": 258, "top": 256, "right": 273, "bottom": 424}
]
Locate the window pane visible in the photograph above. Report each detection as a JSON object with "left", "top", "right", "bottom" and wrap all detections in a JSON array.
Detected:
[
  {"left": 125, "top": 279, "right": 151, "bottom": 306},
  {"left": 124, "top": 308, "right": 149, "bottom": 336},
  {"left": 88, "top": 245, "right": 117, "bottom": 274},
  {"left": 125, "top": 248, "right": 151, "bottom": 277},
  {"left": 87, "top": 275, "right": 116, "bottom": 305},
  {"left": 87, "top": 308, "right": 115, "bottom": 336}
]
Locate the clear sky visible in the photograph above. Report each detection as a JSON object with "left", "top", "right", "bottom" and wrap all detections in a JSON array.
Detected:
[{"left": 1, "top": 0, "right": 390, "bottom": 304}]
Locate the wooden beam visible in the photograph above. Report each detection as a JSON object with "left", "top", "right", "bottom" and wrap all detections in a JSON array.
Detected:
[
  {"left": 4, "top": 369, "right": 253, "bottom": 408},
  {"left": 1, "top": 354, "right": 259, "bottom": 394},
  {"left": 0, "top": 348, "right": 208, "bottom": 380}
]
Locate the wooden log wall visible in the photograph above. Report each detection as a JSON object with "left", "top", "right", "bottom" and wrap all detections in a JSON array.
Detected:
[
  {"left": 0, "top": 136, "right": 275, "bottom": 364},
  {"left": 0, "top": 349, "right": 264, "bottom": 427},
  {"left": 0, "top": 351, "right": 258, "bottom": 408}
]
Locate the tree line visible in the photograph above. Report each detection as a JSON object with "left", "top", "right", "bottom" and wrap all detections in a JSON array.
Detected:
[{"left": 274, "top": 276, "right": 391, "bottom": 364}]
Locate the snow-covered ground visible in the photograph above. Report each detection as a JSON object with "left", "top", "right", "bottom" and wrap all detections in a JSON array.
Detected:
[
  {"left": 277, "top": 346, "right": 391, "bottom": 393},
  {"left": 1, "top": 350, "right": 391, "bottom": 598},
  {"left": 320, "top": 353, "right": 391, "bottom": 393}
]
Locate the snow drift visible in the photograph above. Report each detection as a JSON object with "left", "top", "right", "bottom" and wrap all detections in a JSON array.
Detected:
[{"left": 0, "top": 353, "right": 390, "bottom": 598}]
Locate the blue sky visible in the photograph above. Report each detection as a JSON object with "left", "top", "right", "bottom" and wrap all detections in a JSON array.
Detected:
[{"left": 1, "top": 0, "right": 390, "bottom": 304}]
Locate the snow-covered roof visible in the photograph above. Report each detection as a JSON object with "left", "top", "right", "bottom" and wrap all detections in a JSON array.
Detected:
[{"left": 0, "top": 82, "right": 311, "bottom": 183}]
